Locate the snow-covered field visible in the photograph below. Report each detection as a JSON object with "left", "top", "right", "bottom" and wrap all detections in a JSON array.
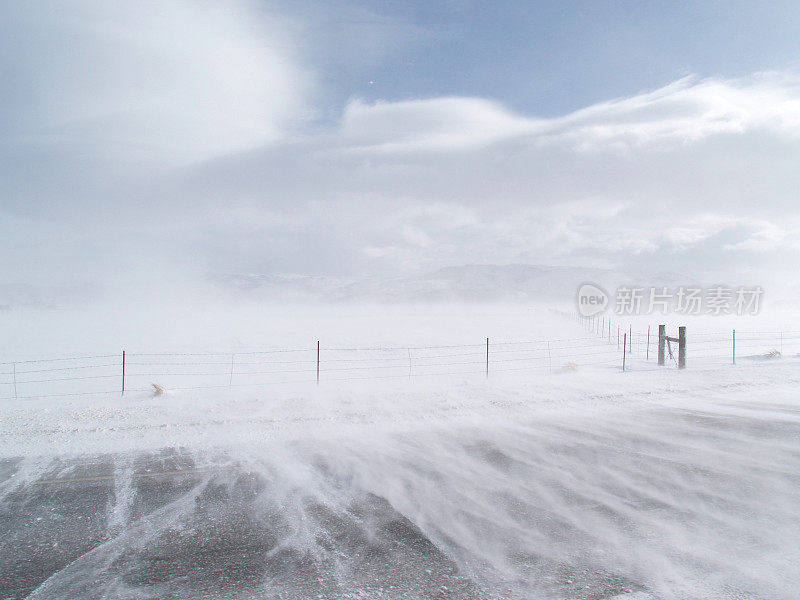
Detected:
[{"left": 1, "top": 304, "right": 799, "bottom": 599}]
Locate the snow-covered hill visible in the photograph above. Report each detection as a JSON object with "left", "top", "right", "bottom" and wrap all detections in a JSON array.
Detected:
[{"left": 215, "top": 264, "right": 699, "bottom": 303}]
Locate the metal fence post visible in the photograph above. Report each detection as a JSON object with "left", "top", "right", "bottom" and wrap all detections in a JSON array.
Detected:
[
  {"left": 623, "top": 333, "right": 627, "bottom": 372},
  {"left": 122, "top": 350, "right": 126, "bottom": 396},
  {"left": 678, "top": 326, "right": 686, "bottom": 369}
]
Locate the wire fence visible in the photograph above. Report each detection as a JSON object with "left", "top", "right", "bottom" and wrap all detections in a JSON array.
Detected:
[
  {"left": 1, "top": 319, "right": 798, "bottom": 401},
  {"left": 573, "top": 312, "right": 800, "bottom": 369}
]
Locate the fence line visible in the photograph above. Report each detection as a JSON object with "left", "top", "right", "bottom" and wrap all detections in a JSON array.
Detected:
[{"left": 1, "top": 321, "right": 798, "bottom": 401}]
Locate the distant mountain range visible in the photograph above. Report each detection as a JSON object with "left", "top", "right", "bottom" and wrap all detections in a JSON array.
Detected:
[
  {"left": 214, "top": 264, "right": 700, "bottom": 303},
  {"left": 0, "top": 266, "right": 706, "bottom": 309},
  {"left": 0, "top": 283, "right": 101, "bottom": 310}
]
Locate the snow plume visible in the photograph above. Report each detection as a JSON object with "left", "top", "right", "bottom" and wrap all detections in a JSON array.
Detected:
[{"left": 2, "top": 363, "right": 799, "bottom": 599}]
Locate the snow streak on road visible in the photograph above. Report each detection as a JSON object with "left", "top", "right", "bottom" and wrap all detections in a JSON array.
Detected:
[{"left": 1, "top": 362, "right": 799, "bottom": 599}]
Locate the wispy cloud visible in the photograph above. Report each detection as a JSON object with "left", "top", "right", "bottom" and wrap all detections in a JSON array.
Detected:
[
  {"left": 336, "top": 72, "right": 800, "bottom": 152},
  {"left": 1, "top": 0, "right": 310, "bottom": 162}
]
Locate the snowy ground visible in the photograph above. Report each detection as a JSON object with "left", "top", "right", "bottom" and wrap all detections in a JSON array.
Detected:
[{"left": 1, "top": 304, "right": 799, "bottom": 599}]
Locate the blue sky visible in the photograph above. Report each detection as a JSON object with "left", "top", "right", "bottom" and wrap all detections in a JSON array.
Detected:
[
  {"left": 1, "top": 1, "right": 800, "bottom": 298},
  {"left": 285, "top": 0, "right": 800, "bottom": 118}
]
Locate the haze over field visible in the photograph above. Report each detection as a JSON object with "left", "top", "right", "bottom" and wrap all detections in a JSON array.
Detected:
[{"left": 3, "top": 309, "right": 800, "bottom": 600}]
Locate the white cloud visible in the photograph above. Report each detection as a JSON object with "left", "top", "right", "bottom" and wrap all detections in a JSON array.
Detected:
[
  {"left": 723, "top": 220, "right": 800, "bottom": 252},
  {"left": 548, "top": 72, "right": 800, "bottom": 149},
  {"left": 249, "top": 73, "right": 800, "bottom": 277},
  {"left": 339, "top": 97, "right": 538, "bottom": 151},
  {"left": 3, "top": 32, "right": 800, "bottom": 290},
  {"left": 336, "top": 72, "right": 800, "bottom": 154},
  {"left": 1, "top": 0, "right": 309, "bottom": 162}
]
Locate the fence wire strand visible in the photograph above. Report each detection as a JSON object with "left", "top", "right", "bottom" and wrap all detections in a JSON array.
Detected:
[{"left": 2, "top": 323, "right": 797, "bottom": 401}]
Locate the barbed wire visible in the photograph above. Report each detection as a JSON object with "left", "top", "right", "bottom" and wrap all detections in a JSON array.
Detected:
[
  {"left": 2, "top": 324, "right": 798, "bottom": 400},
  {"left": 0, "top": 354, "right": 118, "bottom": 366}
]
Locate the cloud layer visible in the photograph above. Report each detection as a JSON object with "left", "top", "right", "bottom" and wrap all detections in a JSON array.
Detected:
[
  {"left": 1, "top": 1, "right": 800, "bottom": 298},
  {"left": 170, "top": 72, "right": 800, "bottom": 280}
]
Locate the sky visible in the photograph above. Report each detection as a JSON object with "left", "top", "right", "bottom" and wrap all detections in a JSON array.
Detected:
[{"left": 2, "top": 0, "right": 800, "bottom": 300}]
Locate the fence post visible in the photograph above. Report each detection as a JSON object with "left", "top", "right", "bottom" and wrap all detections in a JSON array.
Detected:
[
  {"left": 678, "top": 326, "right": 686, "bottom": 369},
  {"left": 608, "top": 319, "right": 611, "bottom": 342},
  {"left": 629, "top": 325, "right": 632, "bottom": 352},
  {"left": 12, "top": 362, "right": 17, "bottom": 401},
  {"left": 732, "top": 329, "right": 736, "bottom": 365},
  {"left": 658, "top": 325, "right": 665, "bottom": 365},
  {"left": 121, "top": 350, "right": 126, "bottom": 396},
  {"left": 316, "top": 341, "right": 320, "bottom": 385},
  {"left": 646, "top": 326, "right": 650, "bottom": 360},
  {"left": 486, "top": 337, "right": 489, "bottom": 378},
  {"left": 623, "top": 333, "right": 627, "bottom": 372}
]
